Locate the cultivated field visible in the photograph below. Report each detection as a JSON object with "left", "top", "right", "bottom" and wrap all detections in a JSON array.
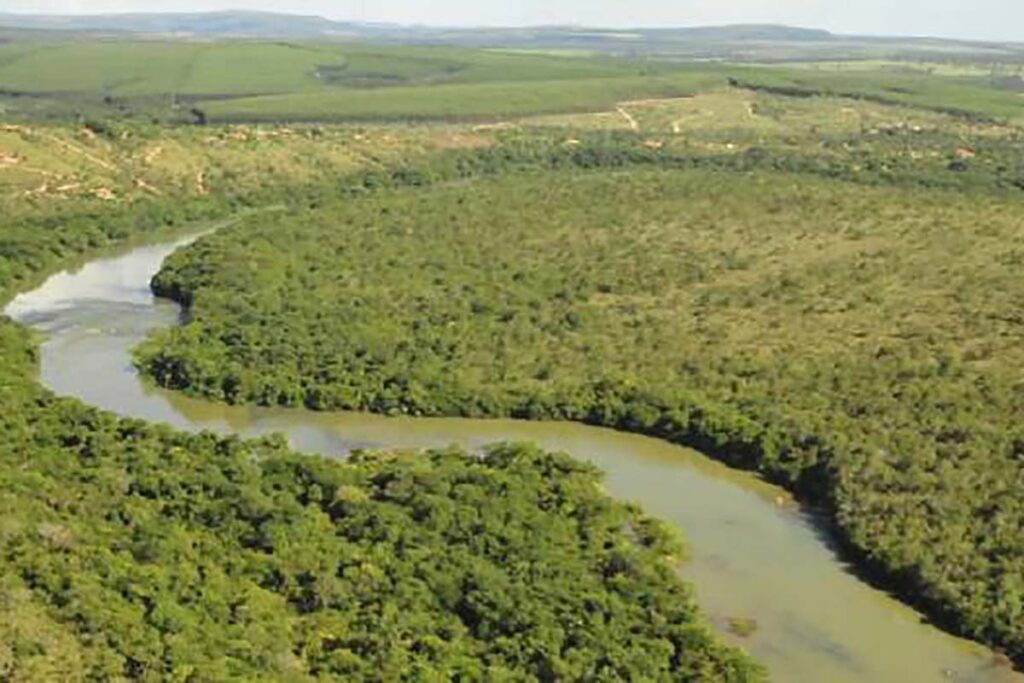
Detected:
[{"left": 0, "top": 35, "right": 1021, "bottom": 124}]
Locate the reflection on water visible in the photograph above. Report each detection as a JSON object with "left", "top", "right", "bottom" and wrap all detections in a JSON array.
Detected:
[{"left": 6, "top": 234, "right": 1022, "bottom": 683}]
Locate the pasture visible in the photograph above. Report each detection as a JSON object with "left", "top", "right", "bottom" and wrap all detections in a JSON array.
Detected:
[{"left": 0, "top": 36, "right": 1021, "bottom": 124}]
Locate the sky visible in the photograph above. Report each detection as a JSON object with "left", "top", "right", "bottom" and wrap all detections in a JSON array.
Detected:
[{"left": 0, "top": 0, "right": 1021, "bottom": 43}]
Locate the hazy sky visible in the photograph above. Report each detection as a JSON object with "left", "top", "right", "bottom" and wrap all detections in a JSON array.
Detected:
[{"left": 1, "top": 0, "right": 1021, "bottom": 42}]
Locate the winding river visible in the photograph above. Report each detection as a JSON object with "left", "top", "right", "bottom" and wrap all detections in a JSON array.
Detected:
[{"left": 5, "top": 232, "right": 1022, "bottom": 683}]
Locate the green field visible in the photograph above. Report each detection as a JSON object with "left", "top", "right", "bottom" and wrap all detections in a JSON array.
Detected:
[
  {"left": 200, "top": 71, "right": 728, "bottom": 122},
  {"left": 731, "top": 67, "right": 1024, "bottom": 122},
  {"left": 0, "top": 40, "right": 671, "bottom": 121},
  {"left": 0, "top": 37, "right": 1021, "bottom": 124},
  {"left": 0, "top": 41, "right": 647, "bottom": 96}
]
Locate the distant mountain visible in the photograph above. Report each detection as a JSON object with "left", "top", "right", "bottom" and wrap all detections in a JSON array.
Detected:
[
  {"left": 0, "top": 14, "right": 842, "bottom": 58},
  {"left": 0, "top": 12, "right": 835, "bottom": 41},
  {"left": 632, "top": 25, "right": 835, "bottom": 42},
  {"left": 0, "top": 11, "right": 1019, "bottom": 61},
  {"left": 0, "top": 10, "right": 362, "bottom": 37}
]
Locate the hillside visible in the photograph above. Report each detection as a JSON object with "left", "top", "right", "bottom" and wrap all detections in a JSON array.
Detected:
[
  {"left": 0, "top": 13, "right": 830, "bottom": 42},
  {"left": 0, "top": 35, "right": 1020, "bottom": 127},
  {"left": 0, "top": 10, "right": 356, "bottom": 37},
  {"left": 1, "top": 12, "right": 1022, "bottom": 62}
]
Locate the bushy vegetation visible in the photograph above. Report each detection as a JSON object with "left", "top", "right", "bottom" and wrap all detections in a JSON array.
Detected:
[
  {"left": 1, "top": 398, "right": 759, "bottom": 681},
  {"left": 729, "top": 68, "right": 1024, "bottom": 124},
  {"left": 137, "top": 159, "right": 1024, "bottom": 665},
  {"left": 0, "top": 142, "right": 760, "bottom": 680}
]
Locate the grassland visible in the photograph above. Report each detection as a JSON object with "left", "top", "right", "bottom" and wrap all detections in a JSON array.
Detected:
[
  {"left": 0, "top": 41, "right": 646, "bottom": 96},
  {"left": 0, "top": 36, "right": 1021, "bottom": 125},
  {"left": 0, "top": 39, "right": 668, "bottom": 122},
  {"left": 730, "top": 67, "right": 1024, "bottom": 123},
  {"left": 772, "top": 59, "right": 1024, "bottom": 78},
  {"left": 0, "top": 120, "right": 467, "bottom": 204},
  {"left": 199, "top": 71, "right": 728, "bottom": 123}
]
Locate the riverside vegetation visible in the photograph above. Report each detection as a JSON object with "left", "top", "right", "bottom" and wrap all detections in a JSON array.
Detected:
[
  {"left": 136, "top": 129, "right": 1024, "bottom": 666},
  {"left": 0, "top": 133, "right": 761, "bottom": 680}
]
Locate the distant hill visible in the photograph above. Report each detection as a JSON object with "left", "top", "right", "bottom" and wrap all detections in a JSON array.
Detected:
[
  {"left": 0, "top": 10, "right": 363, "bottom": 38},
  {"left": 0, "top": 13, "right": 835, "bottom": 42},
  {"left": 611, "top": 25, "right": 835, "bottom": 42},
  {"left": 0, "top": 11, "right": 1020, "bottom": 62}
]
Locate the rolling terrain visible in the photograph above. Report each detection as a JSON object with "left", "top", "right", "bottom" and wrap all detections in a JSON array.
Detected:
[
  {"left": 0, "top": 20, "right": 1023, "bottom": 681},
  {"left": 0, "top": 13, "right": 1021, "bottom": 126},
  {"left": 2, "top": 11, "right": 1023, "bottom": 62}
]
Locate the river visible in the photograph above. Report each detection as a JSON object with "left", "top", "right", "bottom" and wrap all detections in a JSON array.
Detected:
[{"left": 5, "top": 233, "right": 1021, "bottom": 683}]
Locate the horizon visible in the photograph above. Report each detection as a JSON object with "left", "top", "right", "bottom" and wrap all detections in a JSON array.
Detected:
[{"left": 0, "top": 2, "right": 1021, "bottom": 43}]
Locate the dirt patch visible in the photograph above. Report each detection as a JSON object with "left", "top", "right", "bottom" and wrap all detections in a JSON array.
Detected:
[
  {"left": 43, "top": 134, "right": 116, "bottom": 172},
  {"left": 430, "top": 131, "right": 493, "bottom": 150},
  {"left": 218, "top": 126, "right": 298, "bottom": 144},
  {"left": 472, "top": 122, "right": 517, "bottom": 133},
  {"left": 133, "top": 178, "right": 163, "bottom": 196},
  {"left": 24, "top": 181, "right": 49, "bottom": 197},
  {"left": 616, "top": 106, "right": 639, "bottom": 132},
  {"left": 143, "top": 145, "right": 164, "bottom": 165},
  {"left": 619, "top": 96, "right": 694, "bottom": 107}
]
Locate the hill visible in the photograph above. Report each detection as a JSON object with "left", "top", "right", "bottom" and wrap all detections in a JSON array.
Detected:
[
  {"left": 1, "top": 12, "right": 1022, "bottom": 62},
  {"left": 0, "top": 13, "right": 830, "bottom": 41},
  {"left": 0, "top": 10, "right": 361, "bottom": 37}
]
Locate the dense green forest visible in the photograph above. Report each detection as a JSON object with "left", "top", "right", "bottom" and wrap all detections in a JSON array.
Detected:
[
  {"left": 0, "top": 150, "right": 761, "bottom": 680},
  {"left": 4, "top": 46, "right": 1024, "bottom": 675},
  {"left": 137, "top": 150, "right": 1024, "bottom": 665}
]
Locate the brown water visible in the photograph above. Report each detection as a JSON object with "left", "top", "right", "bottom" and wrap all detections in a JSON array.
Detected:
[{"left": 5, "top": 234, "right": 1021, "bottom": 683}]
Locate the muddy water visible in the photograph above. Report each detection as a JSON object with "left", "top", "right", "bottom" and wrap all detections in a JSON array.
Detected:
[{"left": 6, "top": 235, "right": 1021, "bottom": 683}]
